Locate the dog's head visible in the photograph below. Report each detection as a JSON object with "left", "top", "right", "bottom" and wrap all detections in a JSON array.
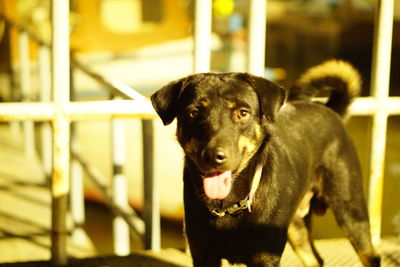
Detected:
[{"left": 151, "top": 73, "right": 286, "bottom": 200}]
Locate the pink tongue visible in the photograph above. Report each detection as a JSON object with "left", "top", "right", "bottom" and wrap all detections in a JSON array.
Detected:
[{"left": 203, "top": 171, "right": 232, "bottom": 200}]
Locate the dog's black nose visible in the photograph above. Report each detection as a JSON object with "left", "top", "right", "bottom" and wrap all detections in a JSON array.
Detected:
[
  {"left": 203, "top": 147, "right": 227, "bottom": 165},
  {"left": 215, "top": 149, "right": 227, "bottom": 164}
]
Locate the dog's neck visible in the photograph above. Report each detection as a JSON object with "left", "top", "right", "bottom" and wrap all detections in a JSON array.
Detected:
[
  {"left": 209, "top": 166, "right": 263, "bottom": 217},
  {"left": 204, "top": 135, "right": 271, "bottom": 217}
]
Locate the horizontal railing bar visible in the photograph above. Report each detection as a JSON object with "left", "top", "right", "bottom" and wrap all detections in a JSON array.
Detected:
[
  {"left": 66, "top": 100, "right": 156, "bottom": 120},
  {"left": 0, "top": 100, "right": 156, "bottom": 122},
  {"left": 0, "top": 103, "right": 56, "bottom": 121},
  {"left": 1, "top": 97, "right": 399, "bottom": 122},
  {"left": 311, "top": 97, "right": 400, "bottom": 115},
  {"left": 349, "top": 97, "right": 400, "bottom": 115}
]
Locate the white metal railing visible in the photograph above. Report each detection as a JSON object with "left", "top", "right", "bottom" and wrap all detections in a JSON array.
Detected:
[
  {"left": 0, "top": 0, "right": 158, "bottom": 264},
  {"left": 50, "top": 2, "right": 70, "bottom": 262},
  {"left": 367, "top": 0, "right": 395, "bottom": 246},
  {"left": 247, "top": 0, "right": 267, "bottom": 76},
  {"left": 193, "top": 0, "right": 212, "bottom": 73},
  {"left": 0, "top": 0, "right": 398, "bottom": 265}
]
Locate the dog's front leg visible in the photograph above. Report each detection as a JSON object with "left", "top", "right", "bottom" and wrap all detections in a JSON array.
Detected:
[
  {"left": 185, "top": 225, "right": 222, "bottom": 267},
  {"left": 191, "top": 253, "right": 221, "bottom": 267}
]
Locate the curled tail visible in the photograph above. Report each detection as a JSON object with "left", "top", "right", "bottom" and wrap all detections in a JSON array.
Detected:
[{"left": 288, "top": 60, "right": 362, "bottom": 117}]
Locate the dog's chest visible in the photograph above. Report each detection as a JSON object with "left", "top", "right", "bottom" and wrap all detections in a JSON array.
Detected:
[
  {"left": 212, "top": 213, "right": 260, "bottom": 240},
  {"left": 209, "top": 215, "right": 272, "bottom": 263},
  {"left": 213, "top": 214, "right": 244, "bottom": 230}
]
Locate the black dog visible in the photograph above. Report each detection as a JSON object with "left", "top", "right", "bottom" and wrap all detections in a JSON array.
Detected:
[{"left": 151, "top": 60, "right": 380, "bottom": 267}]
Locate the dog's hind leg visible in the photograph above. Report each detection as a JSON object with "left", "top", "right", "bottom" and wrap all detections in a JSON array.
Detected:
[
  {"left": 288, "top": 213, "right": 323, "bottom": 267},
  {"left": 328, "top": 197, "right": 380, "bottom": 266},
  {"left": 329, "top": 198, "right": 380, "bottom": 266},
  {"left": 322, "top": 156, "right": 381, "bottom": 267}
]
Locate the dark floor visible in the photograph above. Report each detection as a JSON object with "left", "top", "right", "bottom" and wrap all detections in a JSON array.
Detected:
[
  {"left": 0, "top": 250, "right": 189, "bottom": 267},
  {"left": 1, "top": 237, "right": 399, "bottom": 267}
]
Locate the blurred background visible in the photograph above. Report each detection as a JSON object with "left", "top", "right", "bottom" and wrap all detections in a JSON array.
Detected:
[{"left": 0, "top": 0, "right": 399, "bottom": 259}]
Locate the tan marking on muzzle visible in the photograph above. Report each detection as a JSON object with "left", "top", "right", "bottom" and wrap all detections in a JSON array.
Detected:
[
  {"left": 236, "top": 135, "right": 261, "bottom": 174},
  {"left": 254, "top": 124, "right": 262, "bottom": 140},
  {"left": 238, "top": 135, "right": 257, "bottom": 153}
]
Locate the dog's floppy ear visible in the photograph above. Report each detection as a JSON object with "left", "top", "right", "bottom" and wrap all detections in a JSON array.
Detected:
[
  {"left": 242, "top": 73, "right": 286, "bottom": 122},
  {"left": 151, "top": 78, "right": 188, "bottom": 125}
]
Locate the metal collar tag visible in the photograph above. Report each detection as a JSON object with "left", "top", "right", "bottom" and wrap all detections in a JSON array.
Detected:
[{"left": 210, "top": 166, "right": 262, "bottom": 217}]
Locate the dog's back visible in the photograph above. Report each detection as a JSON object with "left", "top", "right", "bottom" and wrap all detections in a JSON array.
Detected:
[{"left": 271, "top": 60, "right": 361, "bottom": 190}]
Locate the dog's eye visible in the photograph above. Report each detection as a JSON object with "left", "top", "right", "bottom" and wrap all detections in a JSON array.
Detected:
[
  {"left": 188, "top": 109, "right": 199, "bottom": 119},
  {"left": 237, "top": 109, "right": 250, "bottom": 120}
]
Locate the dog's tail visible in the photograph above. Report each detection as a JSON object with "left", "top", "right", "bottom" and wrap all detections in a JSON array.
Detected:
[{"left": 287, "top": 60, "right": 361, "bottom": 117}]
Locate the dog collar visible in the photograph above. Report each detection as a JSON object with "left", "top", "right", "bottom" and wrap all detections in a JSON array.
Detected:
[{"left": 211, "top": 166, "right": 263, "bottom": 217}]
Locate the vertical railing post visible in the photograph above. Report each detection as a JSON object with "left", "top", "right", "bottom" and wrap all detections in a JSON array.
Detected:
[
  {"left": 69, "top": 63, "right": 87, "bottom": 246},
  {"left": 70, "top": 135, "right": 86, "bottom": 240},
  {"left": 193, "top": 0, "right": 212, "bottom": 73},
  {"left": 368, "top": 0, "right": 394, "bottom": 246},
  {"left": 51, "top": 0, "right": 70, "bottom": 264},
  {"left": 7, "top": 23, "right": 21, "bottom": 137},
  {"left": 112, "top": 115, "right": 131, "bottom": 255},
  {"left": 38, "top": 45, "right": 52, "bottom": 184},
  {"left": 247, "top": 0, "right": 267, "bottom": 76},
  {"left": 18, "top": 30, "right": 36, "bottom": 156},
  {"left": 70, "top": 60, "right": 86, "bottom": 247},
  {"left": 142, "top": 119, "right": 160, "bottom": 251}
]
